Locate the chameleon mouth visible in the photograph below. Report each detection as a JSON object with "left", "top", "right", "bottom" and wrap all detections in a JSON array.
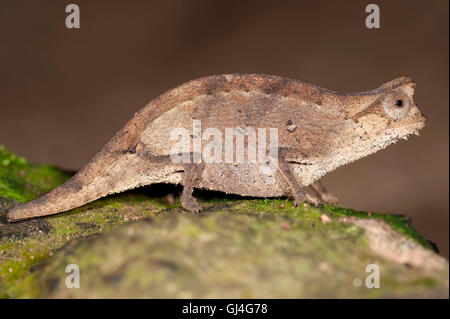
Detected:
[
  {"left": 390, "top": 108, "right": 426, "bottom": 133},
  {"left": 399, "top": 120, "right": 425, "bottom": 137},
  {"left": 384, "top": 120, "right": 425, "bottom": 142}
]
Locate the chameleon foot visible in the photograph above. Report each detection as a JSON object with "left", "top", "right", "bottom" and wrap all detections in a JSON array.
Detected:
[
  {"left": 293, "top": 191, "right": 320, "bottom": 207},
  {"left": 320, "top": 193, "right": 340, "bottom": 206},
  {"left": 310, "top": 181, "right": 340, "bottom": 205},
  {"left": 181, "top": 195, "right": 203, "bottom": 213},
  {"left": 306, "top": 193, "right": 321, "bottom": 206}
]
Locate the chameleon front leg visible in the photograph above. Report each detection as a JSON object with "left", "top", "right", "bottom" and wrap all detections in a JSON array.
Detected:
[
  {"left": 180, "top": 162, "right": 204, "bottom": 212},
  {"left": 310, "top": 180, "right": 340, "bottom": 206},
  {"left": 275, "top": 153, "right": 320, "bottom": 206}
]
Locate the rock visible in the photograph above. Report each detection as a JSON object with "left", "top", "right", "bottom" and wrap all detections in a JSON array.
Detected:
[{"left": 0, "top": 145, "right": 448, "bottom": 298}]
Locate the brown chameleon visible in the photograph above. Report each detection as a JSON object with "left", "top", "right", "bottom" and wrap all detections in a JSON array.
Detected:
[{"left": 7, "top": 74, "right": 425, "bottom": 222}]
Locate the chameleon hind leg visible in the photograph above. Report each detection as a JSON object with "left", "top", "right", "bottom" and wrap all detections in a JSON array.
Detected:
[
  {"left": 144, "top": 152, "right": 204, "bottom": 212},
  {"left": 274, "top": 152, "right": 320, "bottom": 206},
  {"left": 180, "top": 161, "right": 205, "bottom": 212}
]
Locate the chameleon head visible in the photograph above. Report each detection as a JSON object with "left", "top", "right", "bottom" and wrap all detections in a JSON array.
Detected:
[{"left": 349, "top": 77, "right": 426, "bottom": 145}]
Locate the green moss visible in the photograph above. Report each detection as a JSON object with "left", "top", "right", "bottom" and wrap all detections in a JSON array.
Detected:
[
  {"left": 0, "top": 145, "right": 70, "bottom": 202},
  {"left": 411, "top": 277, "right": 437, "bottom": 287},
  {"left": 324, "top": 205, "right": 438, "bottom": 252},
  {"left": 34, "top": 207, "right": 448, "bottom": 298}
]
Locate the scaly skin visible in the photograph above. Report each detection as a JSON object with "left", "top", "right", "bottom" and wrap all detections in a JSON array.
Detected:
[{"left": 7, "top": 74, "right": 425, "bottom": 222}]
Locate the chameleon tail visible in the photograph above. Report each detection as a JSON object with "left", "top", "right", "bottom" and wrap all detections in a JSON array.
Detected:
[
  {"left": 8, "top": 172, "right": 106, "bottom": 222},
  {"left": 6, "top": 92, "right": 166, "bottom": 222},
  {"left": 7, "top": 153, "right": 134, "bottom": 222}
]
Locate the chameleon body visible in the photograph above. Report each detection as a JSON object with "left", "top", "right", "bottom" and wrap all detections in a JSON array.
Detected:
[{"left": 7, "top": 74, "right": 425, "bottom": 222}]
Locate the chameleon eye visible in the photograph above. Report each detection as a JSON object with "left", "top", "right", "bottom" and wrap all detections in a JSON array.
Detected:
[{"left": 382, "top": 91, "right": 412, "bottom": 121}]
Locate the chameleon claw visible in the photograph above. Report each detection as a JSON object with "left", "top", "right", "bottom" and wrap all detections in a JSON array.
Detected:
[
  {"left": 181, "top": 197, "right": 203, "bottom": 213},
  {"left": 306, "top": 194, "right": 321, "bottom": 206}
]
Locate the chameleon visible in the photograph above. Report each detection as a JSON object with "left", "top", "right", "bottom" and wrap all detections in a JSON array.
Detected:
[{"left": 7, "top": 74, "right": 425, "bottom": 222}]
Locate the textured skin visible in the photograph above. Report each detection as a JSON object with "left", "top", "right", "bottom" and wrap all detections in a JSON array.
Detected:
[{"left": 7, "top": 74, "right": 426, "bottom": 221}]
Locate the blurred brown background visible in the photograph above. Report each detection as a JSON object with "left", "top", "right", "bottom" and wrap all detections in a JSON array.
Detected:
[{"left": 0, "top": 0, "right": 448, "bottom": 256}]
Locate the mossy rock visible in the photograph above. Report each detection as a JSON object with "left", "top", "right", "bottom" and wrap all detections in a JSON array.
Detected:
[{"left": 0, "top": 145, "right": 448, "bottom": 298}]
